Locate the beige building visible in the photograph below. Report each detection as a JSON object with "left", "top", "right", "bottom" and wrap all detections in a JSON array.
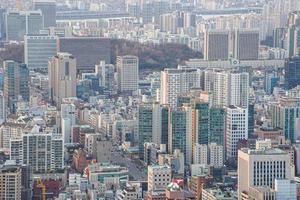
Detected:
[
  {"left": 147, "top": 164, "right": 171, "bottom": 192},
  {"left": 238, "top": 148, "right": 292, "bottom": 200},
  {"left": 117, "top": 55, "right": 139, "bottom": 93},
  {"left": 48, "top": 52, "right": 76, "bottom": 107},
  {"left": 0, "top": 164, "right": 22, "bottom": 200}
]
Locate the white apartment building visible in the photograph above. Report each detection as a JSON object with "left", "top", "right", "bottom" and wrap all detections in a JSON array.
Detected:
[
  {"left": 193, "top": 143, "right": 208, "bottom": 165},
  {"left": 160, "top": 68, "right": 200, "bottom": 108},
  {"left": 193, "top": 143, "right": 224, "bottom": 168},
  {"left": 204, "top": 70, "right": 249, "bottom": 108},
  {"left": 9, "top": 131, "right": 64, "bottom": 173}
]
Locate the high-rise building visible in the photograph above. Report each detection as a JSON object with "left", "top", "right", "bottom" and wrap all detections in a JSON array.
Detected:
[
  {"left": 204, "top": 70, "right": 249, "bottom": 108},
  {"left": 33, "top": 0, "right": 56, "bottom": 28},
  {"left": 5, "top": 11, "right": 43, "bottom": 41},
  {"left": 3, "top": 61, "right": 29, "bottom": 113},
  {"left": 168, "top": 108, "right": 187, "bottom": 158},
  {"left": 24, "top": 35, "right": 58, "bottom": 70},
  {"left": 285, "top": 57, "right": 300, "bottom": 90},
  {"left": 147, "top": 164, "right": 172, "bottom": 192},
  {"left": 117, "top": 55, "right": 139, "bottom": 93},
  {"left": 5, "top": 11, "right": 25, "bottom": 41},
  {"left": 138, "top": 104, "right": 153, "bottom": 160},
  {"left": 0, "top": 8, "right": 5, "bottom": 39},
  {"left": 60, "top": 103, "right": 76, "bottom": 144},
  {"left": 204, "top": 30, "right": 230, "bottom": 61},
  {"left": 48, "top": 52, "right": 77, "bottom": 107},
  {"left": 270, "top": 97, "right": 300, "bottom": 142},
  {"left": 193, "top": 143, "right": 208, "bottom": 165},
  {"left": 95, "top": 61, "right": 115, "bottom": 93},
  {"left": 193, "top": 143, "right": 224, "bottom": 168},
  {"left": 0, "top": 163, "right": 22, "bottom": 200},
  {"left": 287, "top": 26, "right": 300, "bottom": 58},
  {"left": 10, "top": 131, "right": 64, "bottom": 173},
  {"left": 138, "top": 103, "right": 169, "bottom": 160},
  {"left": 160, "top": 68, "right": 200, "bottom": 108},
  {"left": 238, "top": 148, "right": 292, "bottom": 199},
  {"left": 0, "top": 91, "right": 6, "bottom": 125},
  {"left": 26, "top": 11, "right": 43, "bottom": 35},
  {"left": 226, "top": 106, "right": 248, "bottom": 160},
  {"left": 233, "top": 29, "right": 259, "bottom": 60}
]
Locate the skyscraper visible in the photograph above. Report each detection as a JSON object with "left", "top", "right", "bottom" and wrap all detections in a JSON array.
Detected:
[
  {"left": 168, "top": 108, "right": 187, "bottom": 158},
  {"left": 24, "top": 35, "right": 58, "bottom": 70},
  {"left": 10, "top": 131, "right": 64, "bottom": 173},
  {"left": 226, "top": 106, "right": 248, "bottom": 160},
  {"left": 33, "top": 0, "right": 56, "bottom": 28},
  {"left": 204, "top": 70, "right": 249, "bottom": 108},
  {"left": 233, "top": 29, "right": 259, "bottom": 60},
  {"left": 48, "top": 52, "right": 77, "bottom": 107},
  {"left": 285, "top": 57, "right": 300, "bottom": 90},
  {"left": 238, "top": 148, "right": 292, "bottom": 199},
  {"left": 138, "top": 103, "right": 169, "bottom": 160},
  {"left": 117, "top": 55, "right": 139, "bottom": 93},
  {"left": 270, "top": 97, "right": 300, "bottom": 142},
  {"left": 3, "top": 61, "right": 29, "bottom": 113},
  {"left": 204, "top": 30, "right": 230, "bottom": 61},
  {"left": 160, "top": 68, "right": 200, "bottom": 108},
  {"left": 95, "top": 61, "right": 115, "bottom": 93},
  {"left": 5, "top": 11, "right": 43, "bottom": 41}
]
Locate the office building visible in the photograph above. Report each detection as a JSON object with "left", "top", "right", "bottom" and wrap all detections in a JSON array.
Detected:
[
  {"left": 58, "top": 37, "right": 111, "bottom": 72},
  {"left": 33, "top": 0, "right": 56, "bottom": 28},
  {"left": 265, "top": 71, "right": 278, "bottom": 95},
  {"left": 48, "top": 52, "right": 77, "bottom": 107},
  {"left": 24, "top": 35, "right": 58, "bottom": 70},
  {"left": 6, "top": 11, "right": 43, "bottom": 41},
  {"left": 3, "top": 61, "right": 29, "bottom": 113},
  {"left": 238, "top": 148, "right": 292, "bottom": 199},
  {"left": 148, "top": 164, "right": 172, "bottom": 192},
  {"left": 233, "top": 29, "right": 259, "bottom": 60},
  {"left": 168, "top": 108, "right": 187, "bottom": 159},
  {"left": 0, "top": 8, "right": 5, "bottom": 39},
  {"left": 287, "top": 26, "right": 300, "bottom": 58},
  {"left": 285, "top": 57, "right": 300, "bottom": 90},
  {"left": 95, "top": 61, "right": 115, "bottom": 93},
  {"left": 138, "top": 103, "right": 169, "bottom": 160},
  {"left": 270, "top": 97, "right": 300, "bottom": 142},
  {"left": 204, "top": 30, "right": 230, "bottom": 61},
  {"left": 117, "top": 55, "right": 139, "bottom": 93},
  {"left": 0, "top": 163, "right": 22, "bottom": 200},
  {"left": 0, "top": 91, "right": 6, "bottom": 124},
  {"left": 61, "top": 103, "right": 76, "bottom": 143},
  {"left": 226, "top": 106, "right": 248, "bottom": 160},
  {"left": 160, "top": 68, "right": 200, "bottom": 108},
  {"left": 5, "top": 11, "right": 25, "bottom": 41}
]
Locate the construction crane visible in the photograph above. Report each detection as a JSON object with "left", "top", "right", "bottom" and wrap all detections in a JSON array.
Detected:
[{"left": 35, "top": 178, "right": 46, "bottom": 200}]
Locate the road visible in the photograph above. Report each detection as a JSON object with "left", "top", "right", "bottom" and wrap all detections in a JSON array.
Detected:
[{"left": 111, "top": 150, "right": 147, "bottom": 181}]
